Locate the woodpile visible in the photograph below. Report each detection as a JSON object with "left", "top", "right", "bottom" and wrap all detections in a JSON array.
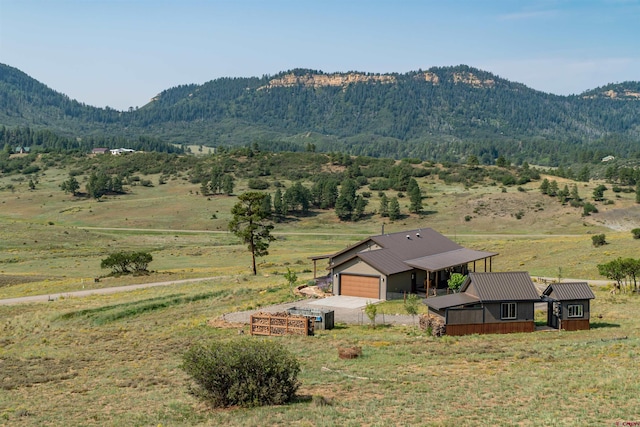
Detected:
[
  {"left": 419, "top": 314, "right": 446, "bottom": 337},
  {"left": 250, "top": 312, "right": 313, "bottom": 336},
  {"left": 338, "top": 346, "right": 362, "bottom": 359}
]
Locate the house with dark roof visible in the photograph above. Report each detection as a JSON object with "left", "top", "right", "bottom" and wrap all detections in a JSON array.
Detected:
[
  {"left": 314, "top": 228, "right": 497, "bottom": 300},
  {"left": 542, "top": 282, "right": 595, "bottom": 331},
  {"left": 424, "top": 272, "right": 541, "bottom": 336}
]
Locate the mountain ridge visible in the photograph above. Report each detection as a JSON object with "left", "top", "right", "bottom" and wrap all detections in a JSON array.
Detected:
[{"left": 1, "top": 63, "right": 639, "bottom": 165}]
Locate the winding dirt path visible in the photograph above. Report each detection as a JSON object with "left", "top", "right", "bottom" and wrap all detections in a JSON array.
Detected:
[{"left": 0, "top": 276, "right": 222, "bottom": 306}]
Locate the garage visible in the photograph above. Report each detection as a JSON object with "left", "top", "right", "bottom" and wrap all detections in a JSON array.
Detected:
[{"left": 340, "top": 274, "right": 380, "bottom": 299}]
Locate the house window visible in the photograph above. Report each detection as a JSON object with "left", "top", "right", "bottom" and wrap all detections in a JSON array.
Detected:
[
  {"left": 501, "top": 302, "right": 517, "bottom": 320},
  {"left": 567, "top": 304, "right": 584, "bottom": 318}
]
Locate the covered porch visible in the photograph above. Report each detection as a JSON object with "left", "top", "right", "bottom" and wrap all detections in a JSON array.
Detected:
[{"left": 405, "top": 248, "right": 497, "bottom": 298}]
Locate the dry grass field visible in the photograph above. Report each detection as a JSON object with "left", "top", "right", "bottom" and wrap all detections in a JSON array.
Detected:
[{"left": 1, "top": 161, "right": 640, "bottom": 425}]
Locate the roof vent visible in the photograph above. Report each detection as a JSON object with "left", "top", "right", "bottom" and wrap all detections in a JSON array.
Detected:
[
  {"left": 406, "top": 235, "right": 410, "bottom": 239},
  {"left": 416, "top": 232, "right": 421, "bottom": 238}
]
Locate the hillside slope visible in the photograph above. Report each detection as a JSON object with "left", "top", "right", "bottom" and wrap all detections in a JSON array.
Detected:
[{"left": 1, "top": 63, "right": 639, "bottom": 164}]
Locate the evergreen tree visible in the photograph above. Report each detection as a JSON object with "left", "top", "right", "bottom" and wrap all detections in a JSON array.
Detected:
[
  {"left": 539, "top": 178, "right": 550, "bottom": 195},
  {"left": 558, "top": 184, "right": 570, "bottom": 204},
  {"left": 228, "top": 192, "right": 275, "bottom": 276},
  {"left": 335, "top": 179, "right": 358, "bottom": 221},
  {"left": 222, "top": 174, "right": 234, "bottom": 195},
  {"left": 273, "top": 188, "right": 284, "bottom": 216},
  {"left": 570, "top": 184, "right": 580, "bottom": 202},
  {"left": 353, "top": 195, "right": 368, "bottom": 221},
  {"left": 261, "top": 193, "right": 272, "bottom": 216},
  {"left": 379, "top": 193, "right": 389, "bottom": 217},
  {"left": 578, "top": 165, "right": 590, "bottom": 182},
  {"left": 389, "top": 197, "right": 401, "bottom": 220},
  {"left": 407, "top": 178, "right": 422, "bottom": 214},
  {"left": 60, "top": 175, "right": 80, "bottom": 196},
  {"left": 593, "top": 184, "right": 607, "bottom": 201}
]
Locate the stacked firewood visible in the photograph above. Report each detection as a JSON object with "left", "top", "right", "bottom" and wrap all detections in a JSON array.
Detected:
[
  {"left": 418, "top": 314, "right": 446, "bottom": 337},
  {"left": 250, "top": 312, "right": 313, "bottom": 336}
]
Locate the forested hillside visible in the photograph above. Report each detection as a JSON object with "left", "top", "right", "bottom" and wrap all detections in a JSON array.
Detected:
[{"left": 1, "top": 63, "right": 639, "bottom": 165}]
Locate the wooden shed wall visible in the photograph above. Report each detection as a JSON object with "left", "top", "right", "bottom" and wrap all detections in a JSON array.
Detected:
[
  {"left": 561, "top": 319, "right": 590, "bottom": 331},
  {"left": 446, "top": 321, "right": 535, "bottom": 336}
]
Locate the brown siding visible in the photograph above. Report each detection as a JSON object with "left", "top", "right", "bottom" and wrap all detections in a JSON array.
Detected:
[
  {"left": 446, "top": 321, "right": 535, "bottom": 336},
  {"left": 340, "top": 274, "right": 380, "bottom": 299},
  {"left": 561, "top": 319, "right": 590, "bottom": 331}
]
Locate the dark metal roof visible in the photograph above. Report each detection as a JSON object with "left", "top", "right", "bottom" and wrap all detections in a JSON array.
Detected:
[
  {"left": 370, "top": 228, "right": 463, "bottom": 260},
  {"left": 542, "top": 282, "right": 595, "bottom": 300},
  {"left": 329, "top": 227, "right": 497, "bottom": 274},
  {"left": 357, "top": 250, "right": 411, "bottom": 275},
  {"left": 423, "top": 293, "right": 481, "bottom": 310},
  {"left": 463, "top": 272, "right": 540, "bottom": 301},
  {"left": 405, "top": 248, "right": 498, "bottom": 271}
]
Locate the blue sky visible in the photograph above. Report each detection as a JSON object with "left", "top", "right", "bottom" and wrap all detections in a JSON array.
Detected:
[{"left": 1, "top": 0, "right": 639, "bottom": 111}]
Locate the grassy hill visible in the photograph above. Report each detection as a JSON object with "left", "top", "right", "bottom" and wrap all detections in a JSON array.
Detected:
[{"left": 2, "top": 154, "right": 640, "bottom": 425}]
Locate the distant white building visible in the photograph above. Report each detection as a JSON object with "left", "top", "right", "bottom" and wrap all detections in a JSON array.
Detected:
[
  {"left": 601, "top": 155, "right": 615, "bottom": 162},
  {"left": 110, "top": 148, "right": 136, "bottom": 155}
]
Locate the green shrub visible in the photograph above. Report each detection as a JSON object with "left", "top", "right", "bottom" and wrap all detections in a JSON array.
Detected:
[
  {"left": 100, "top": 251, "right": 153, "bottom": 275},
  {"left": 447, "top": 273, "right": 467, "bottom": 292},
  {"left": 592, "top": 234, "right": 607, "bottom": 247},
  {"left": 248, "top": 178, "right": 269, "bottom": 190},
  {"left": 364, "top": 301, "right": 378, "bottom": 328},
  {"left": 583, "top": 202, "right": 598, "bottom": 216},
  {"left": 182, "top": 339, "right": 300, "bottom": 408},
  {"left": 632, "top": 228, "right": 640, "bottom": 239}
]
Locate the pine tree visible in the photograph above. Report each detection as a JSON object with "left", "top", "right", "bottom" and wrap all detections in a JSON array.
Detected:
[
  {"left": 407, "top": 178, "right": 422, "bottom": 214},
  {"left": 539, "top": 178, "right": 550, "bottom": 195},
  {"left": 273, "top": 188, "right": 284, "bottom": 216},
  {"left": 389, "top": 197, "right": 401, "bottom": 220},
  {"left": 222, "top": 174, "right": 234, "bottom": 195},
  {"left": 228, "top": 192, "right": 275, "bottom": 276},
  {"left": 379, "top": 194, "right": 389, "bottom": 217},
  {"left": 570, "top": 184, "right": 580, "bottom": 202}
]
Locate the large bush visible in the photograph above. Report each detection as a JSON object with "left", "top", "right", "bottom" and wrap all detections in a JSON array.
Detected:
[
  {"left": 182, "top": 338, "right": 300, "bottom": 408},
  {"left": 100, "top": 251, "right": 152, "bottom": 275}
]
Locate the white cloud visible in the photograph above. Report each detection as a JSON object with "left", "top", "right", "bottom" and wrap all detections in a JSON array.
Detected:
[{"left": 497, "top": 10, "right": 558, "bottom": 21}]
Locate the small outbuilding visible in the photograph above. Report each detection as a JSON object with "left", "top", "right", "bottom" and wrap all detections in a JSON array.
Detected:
[
  {"left": 542, "top": 282, "right": 595, "bottom": 331},
  {"left": 424, "top": 271, "right": 540, "bottom": 336}
]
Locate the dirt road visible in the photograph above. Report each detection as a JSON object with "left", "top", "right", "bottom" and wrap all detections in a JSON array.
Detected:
[{"left": 0, "top": 276, "right": 220, "bottom": 306}]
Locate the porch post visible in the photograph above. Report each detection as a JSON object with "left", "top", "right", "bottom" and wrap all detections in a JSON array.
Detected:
[{"left": 426, "top": 275, "right": 430, "bottom": 298}]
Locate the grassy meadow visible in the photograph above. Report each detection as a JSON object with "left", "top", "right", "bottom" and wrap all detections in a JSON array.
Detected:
[{"left": 1, "top": 158, "right": 640, "bottom": 425}]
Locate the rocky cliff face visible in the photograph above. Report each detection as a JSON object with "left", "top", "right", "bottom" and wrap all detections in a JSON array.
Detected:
[
  {"left": 452, "top": 71, "right": 495, "bottom": 88},
  {"left": 260, "top": 72, "right": 396, "bottom": 89},
  {"left": 261, "top": 70, "right": 498, "bottom": 90},
  {"left": 584, "top": 89, "right": 640, "bottom": 100}
]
